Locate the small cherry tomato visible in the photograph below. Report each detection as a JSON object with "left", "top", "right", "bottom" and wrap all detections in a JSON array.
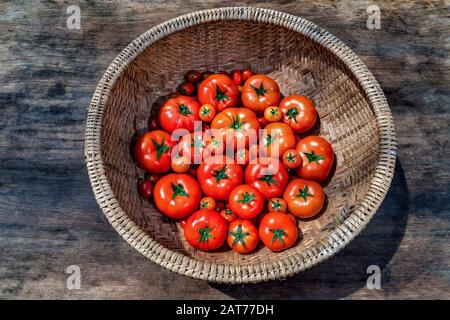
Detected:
[
  {"left": 148, "top": 115, "right": 160, "bottom": 130},
  {"left": 227, "top": 219, "right": 259, "bottom": 254},
  {"left": 184, "top": 209, "right": 227, "bottom": 251},
  {"left": 199, "top": 104, "right": 216, "bottom": 122},
  {"left": 267, "top": 198, "right": 287, "bottom": 213},
  {"left": 280, "top": 95, "right": 317, "bottom": 133},
  {"left": 185, "top": 70, "right": 202, "bottom": 83},
  {"left": 228, "top": 184, "right": 264, "bottom": 219},
  {"left": 171, "top": 155, "right": 190, "bottom": 173},
  {"left": 230, "top": 69, "right": 243, "bottom": 85},
  {"left": 283, "top": 178, "right": 325, "bottom": 219},
  {"left": 259, "top": 212, "right": 298, "bottom": 252},
  {"left": 220, "top": 207, "right": 238, "bottom": 223},
  {"left": 179, "top": 82, "right": 195, "bottom": 96},
  {"left": 200, "top": 197, "right": 216, "bottom": 210},
  {"left": 257, "top": 116, "right": 269, "bottom": 128},
  {"left": 215, "top": 202, "right": 225, "bottom": 213},
  {"left": 282, "top": 149, "right": 302, "bottom": 170},
  {"left": 241, "top": 69, "right": 254, "bottom": 82},
  {"left": 296, "top": 136, "right": 334, "bottom": 182},
  {"left": 264, "top": 106, "right": 282, "bottom": 122},
  {"left": 138, "top": 178, "right": 153, "bottom": 199}
]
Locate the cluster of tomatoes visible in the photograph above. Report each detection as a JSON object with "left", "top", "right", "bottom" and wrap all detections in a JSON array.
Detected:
[{"left": 134, "top": 68, "right": 334, "bottom": 253}]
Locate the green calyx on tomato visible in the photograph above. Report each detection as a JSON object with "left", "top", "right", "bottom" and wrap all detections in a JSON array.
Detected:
[
  {"left": 270, "top": 228, "right": 287, "bottom": 244},
  {"left": 304, "top": 150, "right": 325, "bottom": 163},
  {"left": 228, "top": 224, "right": 250, "bottom": 247},
  {"left": 250, "top": 82, "right": 267, "bottom": 96},
  {"left": 286, "top": 108, "right": 299, "bottom": 122},
  {"left": 171, "top": 183, "right": 189, "bottom": 200},
  {"left": 224, "top": 208, "right": 233, "bottom": 215},
  {"left": 237, "top": 192, "right": 255, "bottom": 204},
  {"left": 201, "top": 107, "right": 210, "bottom": 116},
  {"left": 258, "top": 175, "right": 277, "bottom": 186},
  {"left": 151, "top": 137, "right": 171, "bottom": 160},
  {"left": 264, "top": 133, "right": 273, "bottom": 146},
  {"left": 212, "top": 164, "right": 229, "bottom": 182},
  {"left": 229, "top": 115, "right": 246, "bottom": 131},
  {"left": 198, "top": 224, "right": 215, "bottom": 242},
  {"left": 191, "top": 136, "right": 204, "bottom": 149},
  {"left": 286, "top": 152, "right": 296, "bottom": 163},
  {"left": 271, "top": 200, "right": 282, "bottom": 209},
  {"left": 200, "top": 201, "right": 209, "bottom": 209},
  {"left": 178, "top": 103, "right": 193, "bottom": 116},
  {"left": 215, "top": 86, "right": 230, "bottom": 102},
  {"left": 296, "top": 185, "right": 313, "bottom": 202},
  {"left": 270, "top": 108, "right": 278, "bottom": 116}
]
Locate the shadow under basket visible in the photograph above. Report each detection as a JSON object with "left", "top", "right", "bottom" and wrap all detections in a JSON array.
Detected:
[{"left": 84, "top": 7, "right": 396, "bottom": 283}]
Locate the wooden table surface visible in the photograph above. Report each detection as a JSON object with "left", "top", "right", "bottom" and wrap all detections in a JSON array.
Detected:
[{"left": 1, "top": 0, "right": 449, "bottom": 299}]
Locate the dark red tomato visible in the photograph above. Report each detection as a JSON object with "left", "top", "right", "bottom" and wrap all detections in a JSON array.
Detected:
[
  {"left": 296, "top": 136, "right": 334, "bottom": 182},
  {"left": 198, "top": 74, "right": 239, "bottom": 111},
  {"left": 148, "top": 115, "right": 160, "bottom": 130},
  {"left": 201, "top": 70, "right": 214, "bottom": 80},
  {"left": 153, "top": 173, "right": 202, "bottom": 219},
  {"left": 257, "top": 116, "right": 269, "bottom": 128},
  {"left": 185, "top": 70, "right": 202, "bottom": 83},
  {"left": 184, "top": 209, "right": 227, "bottom": 251},
  {"left": 138, "top": 178, "right": 153, "bottom": 199},
  {"left": 179, "top": 81, "right": 195, "bottom": 96},
  {"left": 230, "top": 69, "right": 243, "bottom": 85},
  {"left": 147, "top": 174, "right": 162, "bottom": 184},
  {"left": 158, "top": 95, "right": 201, "bottom": 133},
  {"left": 197, "top": 155, "right": 244, "bottom": 202},
  {"left": 228, "top": 184, "right": 264, "bottom": 219},
  {"left": 245, "top": 157, "right": 290, "bottom": 199},
  {"left": 241, "top": 69, "right": 254, "bottom": 82},
  {"left": 134, "top": 130, "right": 176, "bottom": 173},
  {"left": 279, "top": 95, "right": 317, "bottom": 133},
  {"left": 215, "top": 202, "right": 225, "bottom": 213}
]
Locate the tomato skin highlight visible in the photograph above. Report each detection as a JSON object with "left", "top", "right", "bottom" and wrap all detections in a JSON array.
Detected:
[
  {"left": 280, "top": 95, "right": 317, "bottom": 133},
  {"left": 227, "top": 219, "right": 259, "bottom": 254},
  {"left": 185, "top": 70, "right": 202, "bottom": 83},
  {"left": 184, "top": 210, "right": 227, "bottom": 251},
  {"left": 228, "top": 184, "right": 264, "bottom": 219},
  {"left": 296, "top": 136, "right": 334, "bottom": 182},
  {"left": 283, "top": 178, "right": 325, "bottom": 219},
  {"left": 197, "top": 155, "right": 244, "bottom": 202},
  {"left": 134, "top": 130, "right": 176, "bottom": 173},
  {"left": 158, "top": 95, "right": 201, "bottom": 133},
  {"left": 198, "top": 74, "right": 239, "bottom": 111},
  {"left": 241, "top": 69, "right": 254, "bottom": 82},
  {"left": 259, "top": 212, "right": 298, "bottom": 252},
  {"left": 241, "top": 75, "right": 281, "bottom": 114}
]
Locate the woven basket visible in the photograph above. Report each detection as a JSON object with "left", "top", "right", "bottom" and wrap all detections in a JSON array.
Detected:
[{"left": 85, "top": 7, "right": 396, "bottom": 283}]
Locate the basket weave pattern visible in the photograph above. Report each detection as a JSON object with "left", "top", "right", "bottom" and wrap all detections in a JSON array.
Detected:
[{"left": 85, "top": 7, "right": 396, "bottom": 283}]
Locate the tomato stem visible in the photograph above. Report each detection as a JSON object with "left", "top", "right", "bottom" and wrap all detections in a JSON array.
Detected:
[
  {"left": 285, "top": 108, "right": 299, "bottom": 122},
  {"left": 236, "top": 191, "right": 255, "bottom": 204},
  {"left": 304, "top": 150, "right": 325, "bottom": 163},
  {"left": 215, "top": 85, "right": 230, "bottom": 102},
  {"left": 250, "top": 82, "right": 267, "bottom": 96},
  {"left": 212, "top": 164, "right": 229, "bottom": 183},
  {"left": 198, "top": 224, "right": 214, "bottom": 242},
  {"left": 171, "top": 183, "right": 189, "bottom": 200},
  {"left": 270, "top": 199, "right": 282, "bottom": 210},
  {"left": 258, "top": 175, "right": 278, "bottom": 186},
  {"left": 178, "top": 103, "right": 193, "bottom": 116},
  {"left": 269, "top": 228, "right": 286, "bottom": 244},
  {"left": 228, "top": 224, "right": 250, "bottom": 248},
  {"left": 151, "top": 137, "right": 171, "bottom": 160},
  {"left": 296, "top": 185, "right": 313, "bottom": 202},
  {"left": 229, "top": 115, "right": 246, "bottom": 131}
]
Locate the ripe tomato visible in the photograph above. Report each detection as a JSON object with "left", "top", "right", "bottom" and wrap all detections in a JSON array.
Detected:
[
  {"left": 210, "top": 107, "right": 260, "bottom": 149},
  {"left": 138, "top": 178, "right": 153, "bottom": 199},
  {"left": 230, "top": 69, "right": 243, "bottom": 85},
  {"left": 267, "top": 198, "right": 287, "bottom": 213},
  {"left": 262, "top": 122, "right": 296, "bottom": 158},
  {"left": 171, "top": 155, "right": 190, "bottom": 173},
  {"left": 199, "top": 104, "right": 216, "bottom": 122},
  {"left": 282, "top": 149, "right": 302, "bottom": 170},
  {"left": 158, "top": 95, "right": 201, "bottom": 133},
  {"left": 148, "top": 115, "right": 160, "bottom": 130},
  {"left": 197, "top": 155, "right": 244, "bottom": 202},
  {"left": 296, "top": 136, "right": 334, "bottom": 181},
  {"left": 257, "top": 116, "right": 269, "bottom": 128},
  {"left": 228, "top": 185, "right": 264, "bottom": 219},
  {"left": 198, "top": 74, "right": 239, "bottom": 111},
  {"left": 258, "top": 211, "right": 296, "bottom": 226},
  {"left": 215, "top": 202, "right": 225, "bottom": 213},
  {"left": 220, "top": 207, "right": 238, "bottom": 223},
  {"left": 244, "top": 157, "right": 290, "bottom": 199},
  {"left": 185, "top": 70, "right": 202, "bottom": 83},
  {"left": 200, "top": 197, "right": 216, "bottom": 210},
  {"left": 235, "top": 148, "right": 249, "bottom": 166},
  {"left": 176, "top": 131, "right": 214, "bottom": 165},
  {"left": 283, "top": 178, "right": 325, "bottom": 219},
  {"left": 227, "top": 220, "right": 259, "bottom": 254},
  {"left": 241, "top": 69, "right": 254, "bottom": 82},
  {"left": 184, "top": 209, "right": 227, "bottom": 251},
  {"left": 201, "top": 70, "right": 214, "bottom": 80},
  {"left": 147, "top": 174, "right": 162, "bottom": 184},
  {"left": 279, "top": 95, "right": 317, "bottom": 133},
  {"left": 179, "top": 81, "right": 195, "bottom": 96},
  {"left": 259, "top": 212, "right": 298, "bottom": 252},
  {"left": 153, "top": 173, "right": 202, "bottom": 219},
  {"left": 134, "top": 130, "right": 175, "bottom": 173},
  {"left": 241, "top": 75, "right": 280, "bottom": 114},
  {"left": 264, "top": 106, "right": 282, "bottom": 122}
]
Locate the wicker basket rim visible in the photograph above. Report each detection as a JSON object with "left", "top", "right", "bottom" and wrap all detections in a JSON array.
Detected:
[{"left": 84, "top": 7, "right": 397, "bottom": 284}]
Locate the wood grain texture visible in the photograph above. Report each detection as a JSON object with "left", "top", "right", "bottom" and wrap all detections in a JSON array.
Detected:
[{"left": 0, "top": 0, "right": 449, "bottom": 299}]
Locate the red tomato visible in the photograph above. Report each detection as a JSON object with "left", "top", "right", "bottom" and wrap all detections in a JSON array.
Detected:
[
  {"left": 227, "top": 220, "right": 259, "bottom": 253},
  {"left": 241, "top": 75, "right": 280, "bottom": 114},
  {"left": 259, "top": 212, "right": 298, "bottom": 252},
  {"left": 235, "top": 148, "right": 250, "bottom": 166},
  {"left": 283, "top": 178, "right": 325, "bottom": 219},
  {"left": 262, "top": 122, "right": 296, "bottom": 158},
  {"left": 241, "top": 69, "right": 254, "bottom": 82},
  {"left": 158, "top": 95, "right": 201, "bottom": 133},
  {"left": 198, "top": 74, "right": 239, "bottom": 111},
  {"left": 264, "top": 106, "right": 282, "bottom": 122},
  {"left": 153, "top": 173, "right": 202, "bottom": 219},
  {"left": 185, "top": 70, "right": 202, "bottom": 83},
  {"left": 215, "top": 202, "right": 225, "bottom": 213},
  {"left": 199, "top": 104, "right": 216, "bottom": 122},
  {"left": 197, "top": 155, "right": 243, "bottom": 202},
  {"left": 267, "top": 198, "right": 287, "bottom": 213},
  {"left": 200, "top": 197, "right": 216, "bottom": 210},
  {"left": 134, "top": 130, "right": 175, "bottom": 173},
  {"left": 257, "top": 116, "right": 269, "bottom": 128},
  {"left": 177, "top": 132, "right": 210, "bottom": 165},
  {"left": 210, "top": 107, "right": 260, "bottom": 150},
  {"left": 220, "top": 207, "right": 238, "bottom": 223},
  {"left": 258, "top": 211, "right": 296, "bottom": 226},
  {"left": 245, "top": 157, "right": 290, "bottom": 199},
  {"left": 279, "top": 95, "right": 317, "bottom": 133},
  {"left": 228, "top": 185, "right": 264, "bottom": 219},
  {"left": 282, "top": 149, "right": 302, "bottom": 170},
  {"left": 171, "top": 155, "right": 190, "bottom": 173},
  {"left": 296, "top": 136, "right": 334, "bottom": 181},
  {"left": 179, "top": 81, "right": 195, "bottom": 96},
  {"left": 148, "top": 174, "right": 162, "bottom": 184},
  {"left": 184, "top": 210, "right": 227, "bottom": 251},
  {"left": 230, "top": 69, "right": 243, "bottom": 85},
  {"left": 148, "top": 115, "right": 160, "bottom": 130},
  {"left": 138, "top": 178, "right": 153, "bottom": 199}
]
